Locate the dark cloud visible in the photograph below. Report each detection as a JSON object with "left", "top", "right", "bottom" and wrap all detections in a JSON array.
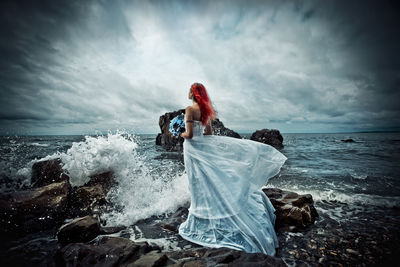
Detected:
[{"left": 0, "top": 0, "right": 399, "bottom": 135}]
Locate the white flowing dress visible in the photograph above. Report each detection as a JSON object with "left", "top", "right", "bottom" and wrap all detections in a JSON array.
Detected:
[{"left": 178, "top": 120, "right": 287, "bottom": 256}]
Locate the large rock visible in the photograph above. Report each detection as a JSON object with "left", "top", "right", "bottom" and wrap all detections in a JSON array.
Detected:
[
  {"left": 157, "top": 188, "right": 318, "bottom": 233},
  {"left": 156, "top": 109, "right": 241, "bottom": 152},
  {"left": 54, "top": 236, "right": 286, "bottom": 267},
  {"left": 69, "top": 171, "right": 116, "bottom": 217},
  {"left": 54, "top": 236, "right": 158, "bottom": 267},
  {"left": 250, "top": 129, "right": 284, "bottom": 149},
  {"left": 166, "top": 247, "right": 286, "bottom": 266},
  {"left": 211, "top": 118, "right": 241, "bottom": 138},
  {"left": 57, "top": 215, "right": 126, "bottom": 245},
  {"left": 341, "top": 138, "right": 355, "bottom": 143},
  {"left": 0, "top": 180, "right": 71, "bottom": 233},
  {"left": 31, "top": 158, "right": 70, "bottom": 188},
  {"left": 156, "top": 203, "right": 190, "bottom": 232},
  {"left": 57, "top": 216, "right": 101, "bottom": 245},
  {"left": 262, "top": 188, "right": 319, "bottom": 231}
]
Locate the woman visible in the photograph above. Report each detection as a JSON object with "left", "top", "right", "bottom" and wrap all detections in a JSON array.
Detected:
[{"left": 178, "top": 82, "right": 287, "bottom": 256}]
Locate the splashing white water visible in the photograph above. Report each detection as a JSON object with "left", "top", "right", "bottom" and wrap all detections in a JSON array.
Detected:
[{"left": 25, "top": 132, "right": 190, "bottom": 226}]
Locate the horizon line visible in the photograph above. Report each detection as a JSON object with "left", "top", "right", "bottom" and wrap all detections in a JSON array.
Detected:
[{"left": 1, "top": 130, "right": 399, "bottom": 136}]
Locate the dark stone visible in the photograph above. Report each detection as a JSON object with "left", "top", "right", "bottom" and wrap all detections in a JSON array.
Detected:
[
  {"left": 54, "top": 236, "right": 157, "bottom": 267},
  {"left": 156, "top": 109, "right": 186, "bottom": 152},
  {"left": 250, "top": 129, "right": 284, "bottom": 149},
  {"left": 99, "top": 225, "right": 126, "bottom": 235},
  {"left": 57, "top": 216, "right": 101, "bottom": 245},
  {"left": 55, "top": 236, "right": 286, "bottom": 267},
  {"left": 68, "top": 171, "right": 116, "bottom": 217},
  {"left": 0, "top": 180, "right": 71, "bottom": 234},
  {"left": 31, "top": 158, "right": 70, "bottom": 188},
  {"left": 156, "top": 202, "right": 190, "bottom": 233},
  {"left": 211, "top": 118, "right": 241, "bottom": 138},
  {"left": 166, "top": 247, "right": 287, "bottom": 266},
  {"left": 85, "top": 171, "right": 116, "bottom": 192},
  {"left": 262, "top": 188, "right": 319, "bottom": 231},
  {"left": 156, "top": 109, "right": 241, "bottom": 152},
  {"left": 341, "top": 139, "right": 355, "bottom": 143}
]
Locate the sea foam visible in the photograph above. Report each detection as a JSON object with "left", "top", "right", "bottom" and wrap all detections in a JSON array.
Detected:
[{"left": 25, "top": 132, "right": 190, "bottom": 226}]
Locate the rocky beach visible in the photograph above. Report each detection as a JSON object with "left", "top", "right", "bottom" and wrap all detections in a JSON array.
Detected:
[{"left": 0, "top": 157, "right": 398, "bottom": 266}]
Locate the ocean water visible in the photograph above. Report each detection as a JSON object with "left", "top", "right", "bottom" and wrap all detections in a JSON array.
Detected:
[{"left": 1, "top": 132, "right": 400, "bottom": 227}]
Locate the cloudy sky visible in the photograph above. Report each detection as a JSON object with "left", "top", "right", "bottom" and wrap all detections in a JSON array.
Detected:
[{"left": 0, "top": 0, "right": 399, "bottom": 135}]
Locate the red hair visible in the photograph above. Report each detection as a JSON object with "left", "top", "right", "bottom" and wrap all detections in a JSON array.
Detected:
[{"left": 190, "top": 83, "right": 217, "bottom": 125}]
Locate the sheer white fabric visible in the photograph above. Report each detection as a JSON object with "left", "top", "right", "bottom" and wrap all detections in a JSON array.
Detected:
[{"left": 178, "top": 120, "right": 287, "bottom": 256}]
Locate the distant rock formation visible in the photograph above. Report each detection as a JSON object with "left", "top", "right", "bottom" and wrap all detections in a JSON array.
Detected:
[
  {"left": 250, "top": 128, "right": 284, "bottom": 149},
  {"left": 212, "top": 119, "right": 242, "bottom": 138},
  {"left": 156, "top": 109, "right": 186, "bottom": 152},
  {"left": 156, "top": 109, "right": 241, "bottom": 152},
  {"left": 341, "top": 139, "right": 355, "bottom": 143}
]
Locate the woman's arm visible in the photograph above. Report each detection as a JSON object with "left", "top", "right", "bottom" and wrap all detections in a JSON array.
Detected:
[
  {"left": 203, "top": 117, "right": 212, "bottom": 135},
  {"left": 180, "top": 107, "right": 194, "bottom": 139}
]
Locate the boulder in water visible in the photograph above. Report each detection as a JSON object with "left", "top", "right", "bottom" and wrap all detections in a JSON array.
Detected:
[
  {"left": 57, "top": 215, "right": 101, "bottom": 245},
  {"left": 69, "top": 171, "right": 116, "bottom": 217},
  {"left": 55, "top": 236, "right": 158, "bottom": 266},
  {"left": 262, "top": 188, "right": 318, "bottom": 231},
  {"left": 166, "top": 247, "right": 286, "bottom": 266},
  {"left": 156, "top": 109, "right": 241, "bottom": 151},
  {"left": 31, "top": 158, "right": 70, "bottom": 188},
  {"left": 0, "top": 180, "right": 71, "bottom": 234},
  {"left": 211, "top": 118, "right": 241, "bottom": 138},
  {"left": 250, "top": 129, "right": 284, "bottom": 149}
]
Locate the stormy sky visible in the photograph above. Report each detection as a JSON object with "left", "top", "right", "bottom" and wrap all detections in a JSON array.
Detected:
[{"left": 0, "top": 0, "right": 399, "bottom": 135}]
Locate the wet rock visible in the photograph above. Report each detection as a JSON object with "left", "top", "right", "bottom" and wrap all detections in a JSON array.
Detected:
[
  {"left": 0, "top": 180, "right": 71, "bottom": 234},
  {"left": 57, "top": 216, "right": 101, "bottom": 245},
  {"left": 156, "top": 203, "right": 190, "bottom": 233},
  {"left": 211, "top": 119, "right": 241, "bottom": 138},
  {"left": 262, "top": 188, "right": 318, "bottom": 231},
  {"left": 133, "top": 250, "right": 169, "bottom": 266},
  {"left": 345, "top": 248, "right": 360, "bottom": 256},
  {"left": 156, "top": 109, "right": 241, "bottom": 152},
  {"left": 341, "top": 139, "right": 355, "bottom": 143},
  {"left": 156, "top": 109, "right": 186, "bottom": 152},
  {"left": 1, "top": 228, "right": 59, "bottom": 267},
  {"left": 31, "top": 158, "right": 70, "bottom": 188},
  {"left": 69, "top": 171, "right": 116, "bottom": 217},
  {"left": 166, "top": 247, "right": 287, "bottom": 266},
  {"left": 55, "top": 235, "right": 286, "bottom": 266},
  {"left": 85, "top": 171, "right": 116, "bottom": 192},
  {"left": 250, "top": 129, "right": 284, "bottom": 149},
  {"left": 54, "top": 236, "right": 157, "bottom": 267},
  {"left": 99, "top": 225, "right": 126, "bottom": 235}
]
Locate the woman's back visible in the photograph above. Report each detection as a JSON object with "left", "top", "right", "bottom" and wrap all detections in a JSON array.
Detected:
[
  {"left": 189, "top": 104, "right": 202, "bottom": 122},
  {"left": 184, "top": 103, "right": 212, "bottom": 137}
]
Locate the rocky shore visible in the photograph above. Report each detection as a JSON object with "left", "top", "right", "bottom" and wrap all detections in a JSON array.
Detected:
[
  {"left": 0, "top": 134, "right": 398, "bottom": 266},
  {"left": 0, "top": 158, "right": 321, "bottom": 266}
]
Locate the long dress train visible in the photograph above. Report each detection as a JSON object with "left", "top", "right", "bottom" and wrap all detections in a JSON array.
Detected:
[{"left": 178, "top": 120, "right": 287, "bottom": 256}]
